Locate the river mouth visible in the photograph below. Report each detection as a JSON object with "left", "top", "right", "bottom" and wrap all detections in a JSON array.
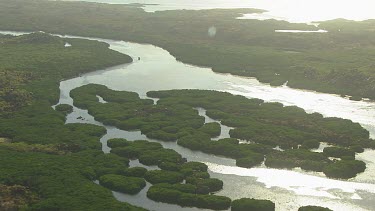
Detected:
[{"left": 2, "top": 30, "right": 375, "bottom": 210}]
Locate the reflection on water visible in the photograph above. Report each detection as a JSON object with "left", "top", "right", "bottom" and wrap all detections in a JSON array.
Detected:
[
  {"left": 207, "top": 163, "right": 375, "bottom": 198},
  {"left": 194, "top": 107, "right": 233, "bottom": 141},
  {"left": 2, "top": 30, "right": 375, "bottom": 210},
  {"left": 275, "top": 29, "right": 328, "bottom": 33},
  {"left": 61, "top": 0, "right": 375, "bottom": 23}
]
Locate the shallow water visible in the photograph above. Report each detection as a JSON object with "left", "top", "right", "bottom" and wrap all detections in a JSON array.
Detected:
[
  {"left": 2, "top": 30, "right": 375, "bottom": 210},
  {"left": 60, "top": 0, "right": 375, "bottom": 23}
]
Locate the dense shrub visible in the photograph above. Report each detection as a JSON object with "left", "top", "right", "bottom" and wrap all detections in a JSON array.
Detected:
[
  {"left": 199, "top": 122, "right": 221, "bottom": 137},
  {"left": 120, "top": 167, "right": 147, "bottom": 177},
  {"left": 144, "top": 170, "right": 184, "bottom": 184},
  {"left": 301, "top": 139, "right": 320, "bottom": 149},
  {"left": 323, "top": 160, "right": 366, "bottom": 179},
  {"left": 236, "top": 154, "right": 264, "bottom": 168},
  {"left": 265, "top": 150, "right": 330, "bottom": 170},
  {"left": 99, "top": 174, "right": 146, "bottom": 194},
  {"left": 323, "top": 147, "right": 355, "bottom": 158},
  {"left": 298, "top": 205, "right": 333, "bottom": 211},
  {"left": 147, "top": 185, "right": 231, "bottom": 210},
  {"left": 138, "top": 149, "right": 182, "bottom": 166},
  {"left": 107, "top": 138, "right": 130, "bottom": 148},
  {"left": 186, "top": 177, "right": 223, "bottom": 192},
  {"left": 55, "top": 104, "right": 73, "bottom": 115},
  {"left": 231, "top": 198, "right": 275, "bottom": 211}
]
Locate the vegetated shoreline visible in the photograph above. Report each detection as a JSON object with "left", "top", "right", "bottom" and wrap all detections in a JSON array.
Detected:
[{"left": 1, "top": 0, "right": 375, "bottom": 100}]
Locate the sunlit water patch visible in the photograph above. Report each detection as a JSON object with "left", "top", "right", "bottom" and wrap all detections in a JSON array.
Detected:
[{"left": 59, "top": 0, "right": 375, "bottom": 23}]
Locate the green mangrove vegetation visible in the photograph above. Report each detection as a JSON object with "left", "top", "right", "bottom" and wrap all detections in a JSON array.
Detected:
[
  {"left": 99, "top": 174, "right": 146, "bottom": 194},
  {"left": 1, "top": 0, "right": 375, "bottom": 100},
  {"left": 298, "top": 205, "right": 333, "bottom": 211},
  {"left": 231, "top": 198, "right": 275, "bottom": 211},
  {"left": 55, "top": 104, "right": 73, "bottom": 115},
  {"left": 147, "top": 183, "right": 231, "bottom": 210},
  {"left": 322, "top": 146, "right": 355, "bottom": 159},
  {"left": 323, "top": 160, "right": 366, "bottom": 179},
  {"left": 71, "top": 84, "right": 373, "bottom": 179},
  {"left": 0, "top": 33, "right": 145, "bottom": 210},
  {"left": 107, "top": 138, "right": 237, "bottom": 209},
  {"left": 144, "top": 170, "right": 184, "bottom": 184}
]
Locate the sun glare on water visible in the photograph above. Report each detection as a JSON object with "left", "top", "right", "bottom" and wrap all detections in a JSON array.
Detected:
[{"left": 246, "top": 0, "right": 375, "bottom": 23}]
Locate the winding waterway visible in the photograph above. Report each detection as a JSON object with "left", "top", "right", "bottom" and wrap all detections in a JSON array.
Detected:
[{"left": 2, "top": 30, "right": 375, "bottom": 210}]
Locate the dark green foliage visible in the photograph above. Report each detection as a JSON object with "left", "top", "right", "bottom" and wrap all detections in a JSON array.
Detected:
[
  {"left": 149, "top": 90, "right": 372, "bottom": 149},
  {"left": 111, "top": 147, "right": 142, "bottom": 159},
  {"left": 120, "top": 167, "right": 148, "bottom": 178},
  {"left": 179, "top": 162, "right": 210, "bottom": 178},
  {"left": 0, "top": 102, "right": 106, "bottom": 149},
  {"left": 323, "top": 147, "right": 355, "bottom": 158},
  {"left": 0, "top": 33, "right": 131, "bottom": 109},
  {"left": 236, "top": 155, "right": 264, "bottom": 168},
  {"left": 55, "top": 104, "right": 73, "bottom": 115},
  {"left": 301, "top": 139, "right": 320, "bottom": 149},
  {"left": 181, "top": 162, "right": 208, "bottom": 172},
  {"left": 0, "top": 33, "right": 141, "bottom": 210},
  {"left": 145, "top": 130, "right": 178, "bottom": 142},
  {"left": 265, "top": 150, "right": 330, "bottom": 171},
  {"left": 199, "top": 122, "right": 221, "bottom": 137},
  {"left": 93, "top": 153, "right": 129, "bottom": 177},
  {"left": 110, "top": 139, "right": 182, "bottom": 166},
  {"left": 323, "top": 160, "right": 366, "bottom": 179},
  {"left": 231, "top": 198, "right": 275, "bottom": 211},
  {"left": 99, "top": 174, "right": 146, "bottom": 194},
  {"left": 298, "top": 205, "right": 333, "bottom": 211},
  {"left": 186, "top": 177, "right": 224, "bottom": 193},
  {"left": 350, "top": 145, "right": 364, "bottom": 153},
  {"left": 147, "top": 184, "right": 231, "bottom": 210},
  {"left": 178, "top": 134, "right": 268, "bottom": 166},
  {"left": 138, "top": 149, "right": 182, "bottom": 166},
  {"left": 158, "top": 162, "right": 181, "bottom": 171},
  {"left": 144, "top": 170, "right": 184, "bottom": 184},
  {"left": 107, "top": 138, "right": 131, "bottom": 148},
  {"left": 70, "top": 85, "right": 205, "bottom": 142},
  {"left": 0, "top": 149, "right": 145, "bottom": 210}
]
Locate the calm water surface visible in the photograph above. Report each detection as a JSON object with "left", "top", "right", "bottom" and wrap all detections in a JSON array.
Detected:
[{"left": 2, "top": 30, "right": 375, "bottom": 210}]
